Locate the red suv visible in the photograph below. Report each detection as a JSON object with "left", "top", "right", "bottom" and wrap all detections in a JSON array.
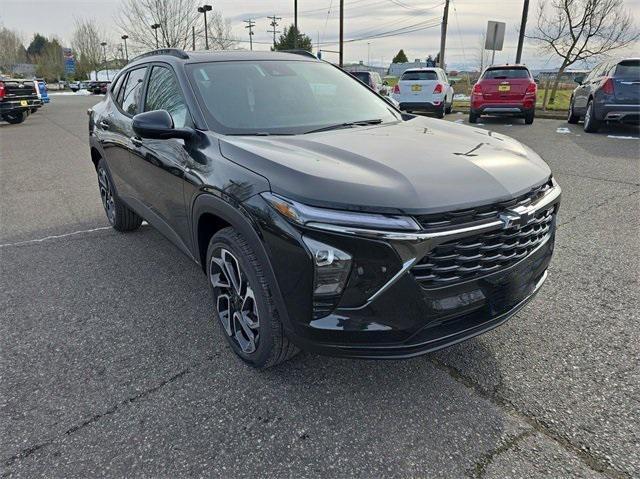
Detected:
[{"left": 470, "top": 65, "right": 537, "bottom": 124}]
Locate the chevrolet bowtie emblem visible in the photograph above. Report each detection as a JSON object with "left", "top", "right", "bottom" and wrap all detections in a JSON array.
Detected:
[{"left": 499, "top": 210, "right": 532, "bottom": 229}]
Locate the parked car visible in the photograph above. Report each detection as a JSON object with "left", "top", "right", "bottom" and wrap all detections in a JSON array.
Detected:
[
  {"left": 391, "top": 67, "right": 454, "bottom": 118},
  {"left": 568, "top": 57, "right": 640, "bottom": 132},
  {"left": 0, "top": 78, "right": 41, "bottom": 123},
  {"left": 89, "top": 81, "right": 110, "bottom": 94},
  {"left": 69, "top": 81, "right": 80, "bottom": 92},
  {"left": 89, "top": 49, "right": 560, "bottom": 368},
  {"left": 470, "top": 65, "right": 537, "bottom": 124},
  {"left": 350, "top": 70, "right": 389, "bottom": 95}
]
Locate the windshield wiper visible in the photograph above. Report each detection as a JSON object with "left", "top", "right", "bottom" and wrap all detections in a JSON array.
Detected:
[{"left": 304, "top": 118, "right": 383, "bottom": 134}]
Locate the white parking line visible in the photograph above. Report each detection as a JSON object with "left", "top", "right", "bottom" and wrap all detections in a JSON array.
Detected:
[{"left": 0, "top": 226, "right": 113, "bottom": 248}]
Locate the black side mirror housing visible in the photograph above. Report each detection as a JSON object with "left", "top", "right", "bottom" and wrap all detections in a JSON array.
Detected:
[{"left": 132, "top": 110, "right": 194, "bottom": 140}]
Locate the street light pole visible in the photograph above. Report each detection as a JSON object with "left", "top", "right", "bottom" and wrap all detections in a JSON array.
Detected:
[
  {"left": 151, "top": 23, "right": 160, "bottom": 49},
  {"left": 339, "top": 0, "right": 344, "bottom": 67},
  {"left": 100, "top": 41, "right": 109, "bottom": 81},
  {"left": 121, "top": 35, "right": 129, "bottom": 62},
  {"left": 198, "top": 5, "right": 213, "bottom": 50}
]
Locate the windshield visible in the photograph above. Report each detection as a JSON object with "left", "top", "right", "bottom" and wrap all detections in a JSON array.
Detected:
[
  {"left": 187, "top": 60, "right": 399, "bottom": 135},
  {"left": 482, "top": 68, "right": 530, "bottom": 79}
]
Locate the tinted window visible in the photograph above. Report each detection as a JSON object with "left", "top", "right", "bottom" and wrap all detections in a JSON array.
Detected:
[
  {"left": 110, "top": 75, "right": 125, "bottom": 98},
  {"left": 401, "top": 71, "right": 437, "bottom": 81},
  {"left": 144, "top": 66, "right": 191, "bottom": 128},
  {"left": 615, "top": 60, "right": 640, "bottom": 79},
  {"left": 482, "top": 68, "right": 530, "bottom": 79},
  {"left": 188, "top": 60, "right": 399, "bottom": 135},
  {"left": 351, "top": 72, "right": 370, "bottom": 83},
  {"left": 120, "top": 67, "right": 146, "bottom": 116}
]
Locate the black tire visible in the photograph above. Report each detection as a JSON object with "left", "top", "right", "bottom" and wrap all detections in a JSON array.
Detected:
[
  {"left": 524, "top": 111, "right": 535, "bottom": 125},
  {"left": 567, "top": 98, "right": 579, "bottom": 124},
  {"left": 207, "top": 227, "right": 299, "bottom": 368},
  {"left": 30, "top": 108, "right": 38, "bottom": 114},
  {"left": 96, "top": 158, "right": 142, "bottom": 232},
  {"left": 445, "top": 102, "right": 453, "bottom": 114},
  {"left": 469, "top": 110, "right": 479, "bottom": 124},
  {"left": 4, "top": 111, "right": 27, "bottom": 124},
  {"left": 436, "top": 103, "right": 445, "bottom": 119},
  {"left": 583, "top": 99, "right": 600, "bottom": 133}
]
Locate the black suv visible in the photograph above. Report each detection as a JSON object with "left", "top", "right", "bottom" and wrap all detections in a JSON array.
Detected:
[
  {"left": 568, "top": 57, "right": 640, "bottom": 132},
  {"left": 88, "top": 49, "right": 561, "bottom": 368}
]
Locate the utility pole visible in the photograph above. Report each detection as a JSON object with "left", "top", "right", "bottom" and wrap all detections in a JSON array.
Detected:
[
  {"left": 192, "top": 26, "right": 196, "bottom": 50},
  {"left": 294, "top": 0, "right": 298, "bottom": 48},
  {"left": 339, "top": 0, "right": 344, "bottom": 67},
  {"left": 267, "top": 15, "right": 282, "bottom": 47},
  {"left": 244, "top": 19, "right": 256, "bottom": 51},
  {"left": 198, "top": 5, "right": 213, "bottom": 50},
  {"left": 439, "top": 0, "right": 449, "bottom": 69},
  {"left": 515, "top": 0, "right": 529, "bottom": 64}
]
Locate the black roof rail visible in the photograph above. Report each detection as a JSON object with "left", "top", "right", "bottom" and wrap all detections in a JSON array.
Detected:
[
  {"left": 130, "top": 48, "right": 189, "bottom": 62},
  {"left": 279, "top": 49, "right": 318, "bottom": 59}
]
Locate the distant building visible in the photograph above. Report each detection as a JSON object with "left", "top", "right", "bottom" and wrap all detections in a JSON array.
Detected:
[
  {"left": 10, "top": 63, "right": 37, "bottom": 77},
  {"left": 88, "top": 69, "right": 121, "bottom": 81}
]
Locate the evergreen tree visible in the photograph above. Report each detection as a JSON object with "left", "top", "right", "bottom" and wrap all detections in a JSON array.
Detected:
[
  {"left": 272, "top": 25, "right": 313, "bottom": 52},
  {"left": 392, "top": 49, "right": 408, "bottom": 63}
]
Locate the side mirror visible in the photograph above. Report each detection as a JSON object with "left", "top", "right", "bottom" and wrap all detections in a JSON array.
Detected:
[
  {"left": 383, "top": 80, "right": 389, "bottom": 86},
  {"left": 450, "top": 80, "right": 456, "bottom": 86},
  {"left": 574, "top": 76, "right": 584, "bottom": 85},
  {"left": 132, "top": 110, "right": 194, "bottom": 140}
]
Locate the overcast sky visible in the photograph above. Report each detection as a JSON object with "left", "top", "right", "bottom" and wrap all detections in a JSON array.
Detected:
[{"left": 1, "top": 0, "right": 639, "bottom": 70}]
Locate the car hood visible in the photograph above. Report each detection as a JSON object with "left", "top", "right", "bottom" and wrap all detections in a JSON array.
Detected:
[{"left": 218, "top": 116, "right": 551, "bottom": 214}]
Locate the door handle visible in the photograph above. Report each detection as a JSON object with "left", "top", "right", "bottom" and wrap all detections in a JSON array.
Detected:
[
  {"left": 130, "top": 136, "right": 143, "bottom": 147},
  {"left": 98, "top": 120, "right": 110, "bottom": 130}
]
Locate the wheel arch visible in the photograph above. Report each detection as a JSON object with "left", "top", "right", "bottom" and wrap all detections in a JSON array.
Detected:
[{"left": 191, "top": 193, "right": 294, "bottom": 332}]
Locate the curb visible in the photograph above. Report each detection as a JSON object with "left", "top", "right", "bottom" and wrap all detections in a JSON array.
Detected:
[{"left": 451, "top": 107, "right": 567, "bottom": 120}]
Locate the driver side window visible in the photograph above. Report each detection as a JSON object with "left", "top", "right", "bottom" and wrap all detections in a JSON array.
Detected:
[{"left": 144, "top": 66, "right": 192, "bottom": 129}]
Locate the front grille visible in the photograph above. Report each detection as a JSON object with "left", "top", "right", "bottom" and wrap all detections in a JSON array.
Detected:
[
  {"left": 412, "top": 206, "right": 555, "bottom": 287},
  {"left": 414, "top": 180, "right": 553, "bottom": 230}
]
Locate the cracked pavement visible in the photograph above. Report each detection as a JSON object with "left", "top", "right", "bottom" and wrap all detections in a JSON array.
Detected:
[{"left": 1, "top": 97, "right": 639, "bottom": 478}]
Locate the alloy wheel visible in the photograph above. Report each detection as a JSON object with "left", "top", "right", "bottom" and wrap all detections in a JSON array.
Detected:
[
  {"left": 98, "top": 167, "right": 116, "bottom": 224},
  {"left": 584, "top": 103, "right": 591, "bottom": 127},
  {"left": 210, "top": 248, "right": 260, "bottom": 354}
]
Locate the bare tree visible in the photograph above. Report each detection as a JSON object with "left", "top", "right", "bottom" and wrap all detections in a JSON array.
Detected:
[
  {"left": 72, "top": 18, "right": 105, "bottom": 79},
  {"left": 116, "top": 0, "right": 202, "bottom": 50},
  {"left": 207, "top": 11, "right": 237, "bottom": 50},
  {"left": 0, "top": 26, "right": 27, "bottom": 72},
  {"left": 476, "top": 32, "right": 491, "bottom": 73},
  {"left": 528, "top": 0, "right": 639, "bottom": 109}
]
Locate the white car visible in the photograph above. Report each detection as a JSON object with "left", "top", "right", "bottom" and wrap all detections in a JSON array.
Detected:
[{"left": 391, "top": 67, "right": 454, "bottom": 118}]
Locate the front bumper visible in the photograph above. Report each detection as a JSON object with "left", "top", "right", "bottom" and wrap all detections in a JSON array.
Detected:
[{"left": 248, "top": 182, "right": 560, "bottom": 359}]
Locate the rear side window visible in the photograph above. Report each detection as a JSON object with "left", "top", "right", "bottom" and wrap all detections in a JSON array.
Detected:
[
  {"left": 119, "top": 67, "right": 147, "bottom": 116},
  {"left": 401, "top": 71, "right": 437, "bottom": 81},
  {"left": 482, "top": 68, "right": 530, "bottom": 79},
  {"left": 144, "top": 65, "right": 192, "bottom": 128},
  {"left": 110, "top": 74, "right": 125, "bottom": 98},
  {"left": 615, "top": 60, "right": 640, "bottom": 79}
]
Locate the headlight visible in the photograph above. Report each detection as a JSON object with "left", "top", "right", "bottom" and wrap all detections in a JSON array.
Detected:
[{"left": 261, "top": 192, "right": 420, "bottom": 231}]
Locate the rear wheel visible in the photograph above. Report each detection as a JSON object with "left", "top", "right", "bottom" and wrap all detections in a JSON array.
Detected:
[
  {"left": 524, "top": 111, "right": 535, "bottom": 125},
  {"left": 583, "top": 100, "right": 600, "bottom": 133},
  {"left": 436, "top": 103, "right": 446, "bottom": 119},
  {"left": 567, "top": 98, "right": 579, "bottom": 124},
  {"left": 207, "top": 227, "right": 299, "bottom": 368},
  {"left": 469, "top": 110, "right": 479, "bottom": 124},
  {"left": 4, "top": 111, "right": 27, "bottom": 124},
  {"left": 96, "top": 159, "right": 142, "bottom": 232}
]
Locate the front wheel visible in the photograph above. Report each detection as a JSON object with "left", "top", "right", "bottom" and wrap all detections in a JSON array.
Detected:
[
  {"left": 583, "top": 100, "right": 600, "bottom": 133},
  {"left": 96, "top": 159, "right": 142, "bottom": 232},
  {"left": 207, "top": 227, "right": 299, "bottom": 368}
]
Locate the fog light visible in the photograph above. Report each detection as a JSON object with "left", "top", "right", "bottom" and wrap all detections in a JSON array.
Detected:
[{"left": 302, "top": 237, "right": 352, "bottom": 296}]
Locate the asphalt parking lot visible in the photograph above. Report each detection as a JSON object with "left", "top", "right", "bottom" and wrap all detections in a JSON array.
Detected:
[{"left": 1, "top": 96, "right": 639, "bottom": 478}]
